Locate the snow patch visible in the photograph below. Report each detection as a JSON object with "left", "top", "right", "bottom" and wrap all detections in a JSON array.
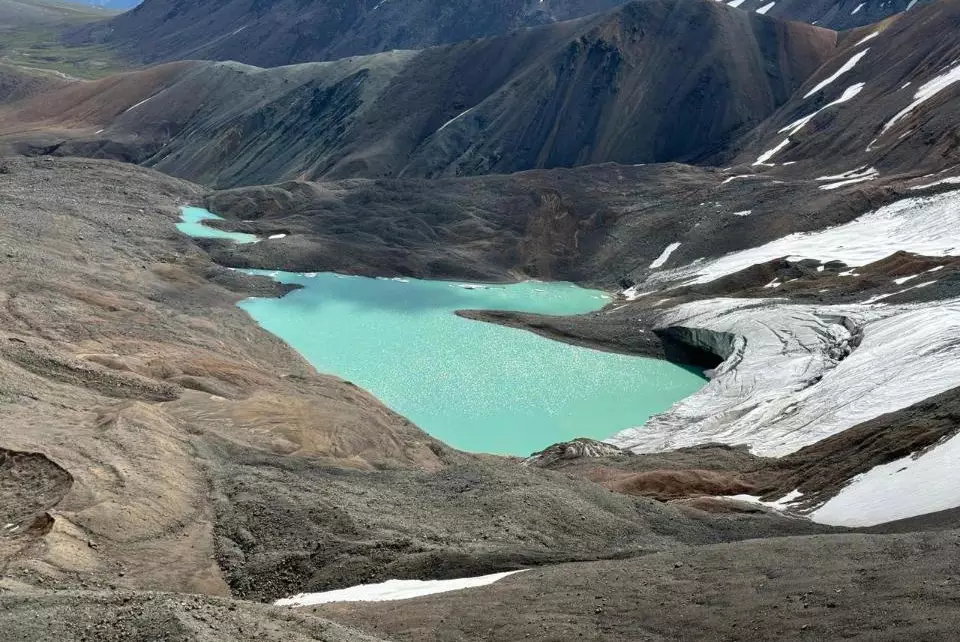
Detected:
[
  {"left": 650, "top": 242, "right": 682, "bottom": 269},
  {"left": 818, "top": 167, "right": 879, "bottom": 190},
  {"left": 437, "top": 107, "right": 474, "bottom": 132},
  {"left": 781, "top": 83, "right": 864, "bottom": 136},
  {"left": 861, "top": 292, "right": 895, "bottom": 304},
  {"left": 811, "top": 433, "right": 960, "bottom": 526},
  {"left": 893, "top": 274, "right": 919, "bottom": 285},
  {"left": 910, "top": 176, "right": 960, "bottom": 190},
  {"left": 622, "top": 286, "right": 650, "bottom": 301},
  {"left": 804, "top": 50, "right": 870, "bottom": 98},
  {"left": 754, "top": 138, "right": 792, "bottom": 165},
  {"left": 815, "top": 165, "right": 875, "bottom": 181},
  {"left": 756, "top": 1, "right": 775, "bottom": 13},
  {"left": 720, "top": 174, "right": 757, "bottom": 185},
  {"left": 854, "top": 31, "right": 879, "bottom": 46},
  {"left": 275, "top": 571, "right": 525, "bottom": 607},
  {"left": 880, "top": 62, "right": 960, "bottom": 135},
  {"left": 728, "top": 489, "right": 803, "bottom": 511},
  {"left": 123, "top": 95, "right": 157, "bottom": 114},
  {"left": 267, "top": 233, "right": 287, "bottom": 240},
  {"left": 732, "top": 210, "right": 752, "bottom": 217},
  {"left": 673, "top": 189, "right": 960, "bottom": 285},
  {"left": 819, "top": 176, "right": 876, "bottom": 190},
  {"left": 851, "top": 2, "right": 865, "bottom": 13}
]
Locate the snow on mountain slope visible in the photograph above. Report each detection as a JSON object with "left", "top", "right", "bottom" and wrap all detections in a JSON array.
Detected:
[
  {"left": 735, "top": 0, "right": 960, "bottom": 177},
  {"left": 810, "top": 432, "right": 960, "bottom": 526},
  {"left": 650, "top": 242, "right": 682, "bottom": 269},
  {"left": 753, "top": 82, "right": 864, "bottom": 164},
  {"left": 879, "top": 60, "right": 960, "bottom": 135},
  {"left": 3, "top": 0, "right": 837, "bottom": 187},
  {"left": 803, "top": 48, "right": 869, "bottom": 98},
  {"left": 611, "top": 189, "right": 960, "bottom": 457},
  {"left": 644, "top": 188, "right": 960, "bottom": 286}
]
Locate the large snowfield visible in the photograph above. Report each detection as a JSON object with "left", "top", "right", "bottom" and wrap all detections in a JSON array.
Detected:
[
  {"left": 811, "top": 433, "right": 960, "bottom": 526},
  {"left": 615, "top": 188, "right": 960, "bottom": 526},
  {"left": 681, "top": 189, "right": 960, "bottom": 284}
]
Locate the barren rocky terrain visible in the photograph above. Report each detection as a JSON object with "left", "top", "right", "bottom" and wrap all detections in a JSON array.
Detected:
[
  {"left": 2, "top": 0, "right": 960, "bottom": 638},
  {"left": 320, "top": 527, "right": 960, "bottom": 641},
  {"left": 1, "top": 156, "right": 957, "bottom": 641},
  {"left": 0, "top": 156, "right": 871, "bottom": 639}
]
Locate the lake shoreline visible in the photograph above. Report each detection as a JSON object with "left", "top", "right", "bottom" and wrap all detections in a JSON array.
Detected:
[{"left": 184, "top": 204, "right": 711, "bottom": 368}]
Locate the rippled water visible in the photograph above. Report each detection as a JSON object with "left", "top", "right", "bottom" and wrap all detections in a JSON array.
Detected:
[{"left": 237, "top": 270, "right": 706, "bottom": 455}]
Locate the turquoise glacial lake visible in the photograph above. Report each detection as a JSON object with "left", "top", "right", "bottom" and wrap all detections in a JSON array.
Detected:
[
  {"left": 177, "top": 206, "right": 258, "bottom": 243},
  {"left": 239, "top": 271, "right": 706, "bottom": 456},
  {"left": 177, "top": 207, "right": 706, "bottom": 455}
]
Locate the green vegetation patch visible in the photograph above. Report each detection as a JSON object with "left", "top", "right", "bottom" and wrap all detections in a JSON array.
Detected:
[{"left": 0, "top": 0, "right": 129, "bottom": 79}]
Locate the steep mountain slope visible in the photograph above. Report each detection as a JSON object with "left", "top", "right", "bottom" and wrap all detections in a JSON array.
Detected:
[
  {"left": 72, "top": 0, "right": 635, "bottom": 67},
  {"left": 65, "top": 0, "right": 937, "bottom": 66},
  {"left": 732, "top": 0, "right": 960, "bottom": 177},
  {"left": 1, "top": 0, "right": 837, "bottom": 187}
]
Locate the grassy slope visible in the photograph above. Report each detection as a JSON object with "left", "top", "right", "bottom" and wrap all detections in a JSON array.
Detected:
[{"left": 0, "top": 0, "right": 128, "bottom": 79}]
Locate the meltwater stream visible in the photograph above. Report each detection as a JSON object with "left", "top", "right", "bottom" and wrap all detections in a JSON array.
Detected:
[{"left": 179, "top": 208, "right": 706, "bottom": 455}]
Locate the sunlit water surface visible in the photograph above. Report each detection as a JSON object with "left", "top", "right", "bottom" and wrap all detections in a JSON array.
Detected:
[
  {"left": 177, "top": 206, "right": 705, "bottom": 455},
  {"left": 238, "top": 270, "right": 706, "bottom": 455}
]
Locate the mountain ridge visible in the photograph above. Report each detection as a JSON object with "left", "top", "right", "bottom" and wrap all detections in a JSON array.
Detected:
[
  {"left": 70, "top": 0, "right": 639, "bottom": 67},
  {"left": 67, "top": 0, "right": 936, "bottom": 66},
  {"left": 3, "top": 0, "right": 838, "bottom": 186}
]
